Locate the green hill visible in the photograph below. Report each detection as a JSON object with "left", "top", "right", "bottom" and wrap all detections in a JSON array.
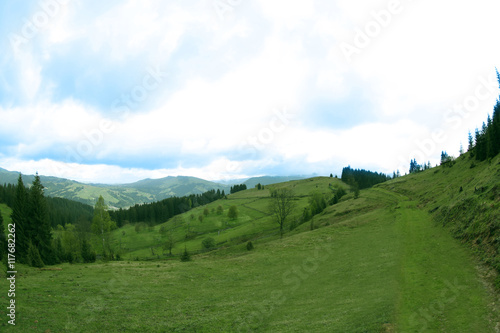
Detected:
[
  {"left": 0, "top": 168, "right": 230, "bottom": 208},
  {"left": 242, "top": 175, "right": 307, "bottom": 188},
  {"left": 0, "top": 154, "right": 499, "bottom": 331}
]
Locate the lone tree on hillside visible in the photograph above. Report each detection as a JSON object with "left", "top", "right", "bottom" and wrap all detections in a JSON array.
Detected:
[
  {"left": 91, "top": 195, "right": 117, "bottom": 255},
  {"left": 160, "top": 226, "right": 175, "bottom": 256},
  {"left": 227, "top": 205, "right": 238, "bottom": 220},
  {"left": 269, "top": 188, "right": 295, "bottom": 239}
]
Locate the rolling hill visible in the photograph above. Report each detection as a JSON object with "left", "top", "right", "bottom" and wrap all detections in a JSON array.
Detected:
[
  {"left": 0, "top": 168, "right": 313, "bottom": 209},
  {"left": 0, "top": 152, "right": 499, "bottom": 331},
  {"left": 0, "top": 167, "right": 230, "bottom": 208}
]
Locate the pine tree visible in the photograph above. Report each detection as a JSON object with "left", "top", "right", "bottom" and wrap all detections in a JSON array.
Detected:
[
  {"left": 29, "top": 173, "right": 53, "bottom": 265},
  {"left": 53, "top": 237, "right": 64, "bottom": 263},
  {"left": 180, "top": 246, "right": 191, "bottom": 262},
  {"left": 0, "top": 212, "right": 6, "bottom": 262},
  {"left": 475, "top": 126, "right": 487, "bottom": 161},
  {"left": 493, "top": 101, "right": 500, "bottom": 156},
  {"left": 468, "top": 131, "right": 475, "bottom": 152},
  {"left": 11, "top": 174, "right": 29, "bottom": 262},
  {"left": 27, "top": 240, "right": 44, "bottom": 268},
  {"left": 81, "top": 239, "right": 96, "bottom": 263}
]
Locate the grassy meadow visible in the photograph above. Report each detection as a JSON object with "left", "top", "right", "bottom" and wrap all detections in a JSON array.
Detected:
[{"left": 0, "top": 155, "right": 499, "bottom": 331}]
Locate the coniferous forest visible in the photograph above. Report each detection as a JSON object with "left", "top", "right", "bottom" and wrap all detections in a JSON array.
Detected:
[
  {"left": 108, "top": 188, "right": 226, "bottom": 227},
  {"left": 341, "top": 166, "right": 391, "bottom": 189},
  {"left": 469, "top": 90, "right": 500, "bottom": 161}
]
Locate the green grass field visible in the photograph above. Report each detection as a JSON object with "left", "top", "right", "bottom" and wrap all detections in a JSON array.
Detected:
[{"left": 0, "top": 155, "right": 499, "bottom": 331}]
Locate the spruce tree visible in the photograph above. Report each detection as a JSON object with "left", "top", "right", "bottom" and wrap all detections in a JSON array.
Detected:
[
  {"left": 476, "top": 124, "right": 489, "bottom": 161},
  {"left": 0, "top": 213, "right": 6, "bottom": 262},
  {"left": 27, "top": 240, "right": 44, "bottom": 268},
  {"left": 180, "top": 246, "right": 191, "bottom": 262},
  {"left": 11, "top": 174, "right": 29, "bottom": 262},
  {"left": 81, "top": 239, "right": 96, "bottom": 263},
  {"left": 29, "top": 173, "right": 53, "bottom": 265},
  {"left": 491, "top": 101, "right": 500, "bottom": 157},
  {"left": 467, "top": 131, "right": 475, "bottom": 152}
]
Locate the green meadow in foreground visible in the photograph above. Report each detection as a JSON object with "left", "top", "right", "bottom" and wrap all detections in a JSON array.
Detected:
[{"left": 0, "top": 154, "right": 499, "bottom": 332}]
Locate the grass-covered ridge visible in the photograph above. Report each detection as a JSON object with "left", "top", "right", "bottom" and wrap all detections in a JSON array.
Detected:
[{"left": 378, "top": 152, "right": 500, "bottom": 285}]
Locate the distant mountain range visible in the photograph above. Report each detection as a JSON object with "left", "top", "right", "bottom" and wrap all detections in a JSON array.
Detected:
[{"left": 0, "top": 167, "right": 307, "bottom": 208}]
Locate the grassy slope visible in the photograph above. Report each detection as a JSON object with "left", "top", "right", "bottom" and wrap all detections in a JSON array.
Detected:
[
  {"left": 0, "top": 203, "right": 12, "bottom": 232},
  {"left": 1, "top": 159, "right": 499, "bottom": 331},
  {"left": 105, "top": 177, "right": 343, "bottom": 259}
]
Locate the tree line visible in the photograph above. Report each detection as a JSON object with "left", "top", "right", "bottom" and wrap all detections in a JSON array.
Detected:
[
  {"left": 410, "top": 72, "right": 500, "bottom": 171},
  {"left": 230, "top": 184, "right": 247, "bottom": 194},
  {"left": 0, "top": 182, "right": 93, "bottom": 228},
  {"left": 9, "top": 174, "right": 55, "bottom": 266},
  {"left": 341, "top": 166, "right": 391, "bottom": 189},
  {"left": 109, "top": 188, "right": 226, "bottom": 227},
  {"left": 468, "top": 90, "right": 500, "bottom": 161},
  {"left": 0, "top": 174, "right": 98, "bottom": 267}
]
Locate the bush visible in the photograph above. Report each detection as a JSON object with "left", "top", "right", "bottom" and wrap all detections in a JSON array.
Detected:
[
  {"left": 302, "top": 207, "right": 312, "bottom": 222},
  {"left": 246, "top": 241, "right": 254, "bottom": 251},
  {"left": 354, "top": 186, "right": 360, "bottom": 199},
  {"left": 202, "top": 237, "right": 216, "bottom": 250},
  {"left": 227, "top": 206, "right": 238, "bottom": 220},
  {"left": 180, "top": 247, "right": 191, "bottom": 262}
]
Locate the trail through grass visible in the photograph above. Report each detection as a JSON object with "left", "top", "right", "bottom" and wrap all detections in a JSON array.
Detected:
[{"left": 1, "top": 186, "right": 497, "bottom": 332}]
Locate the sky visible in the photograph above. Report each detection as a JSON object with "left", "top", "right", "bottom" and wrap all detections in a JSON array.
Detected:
[{"left": 1, "top": 0, "right": 500, "bottom": 184}]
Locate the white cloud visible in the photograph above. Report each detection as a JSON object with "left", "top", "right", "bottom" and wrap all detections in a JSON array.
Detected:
[
  {"left": 2, "top": 0, "right": 500, "bottom": 183},
  {"left": 0, "top": 156, "right": 253, "bottom": 184}
]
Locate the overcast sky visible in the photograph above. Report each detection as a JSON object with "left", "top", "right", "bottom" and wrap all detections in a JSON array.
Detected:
[{"left": 1, "top": 0, "right": 499, "bottom": 184}]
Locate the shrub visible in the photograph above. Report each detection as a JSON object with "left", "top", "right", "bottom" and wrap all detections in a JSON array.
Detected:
[
  {"left": 202, "top": 237, "right": 216, "bottom": 250},
  {"left": 302, "top": 207, "right": 312, "bottom": 222},
  {"left": 246, "top": 241, "right": 254, "bottom": 251},
  {"left": 227, "top": 206, "right": 238, "bottom": 220},
  {"left": 135, "top": 223, "right": 144, "bottom": 233},
  {"left": 180, "top": 247, "right": 191, "bottom": 262}
]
